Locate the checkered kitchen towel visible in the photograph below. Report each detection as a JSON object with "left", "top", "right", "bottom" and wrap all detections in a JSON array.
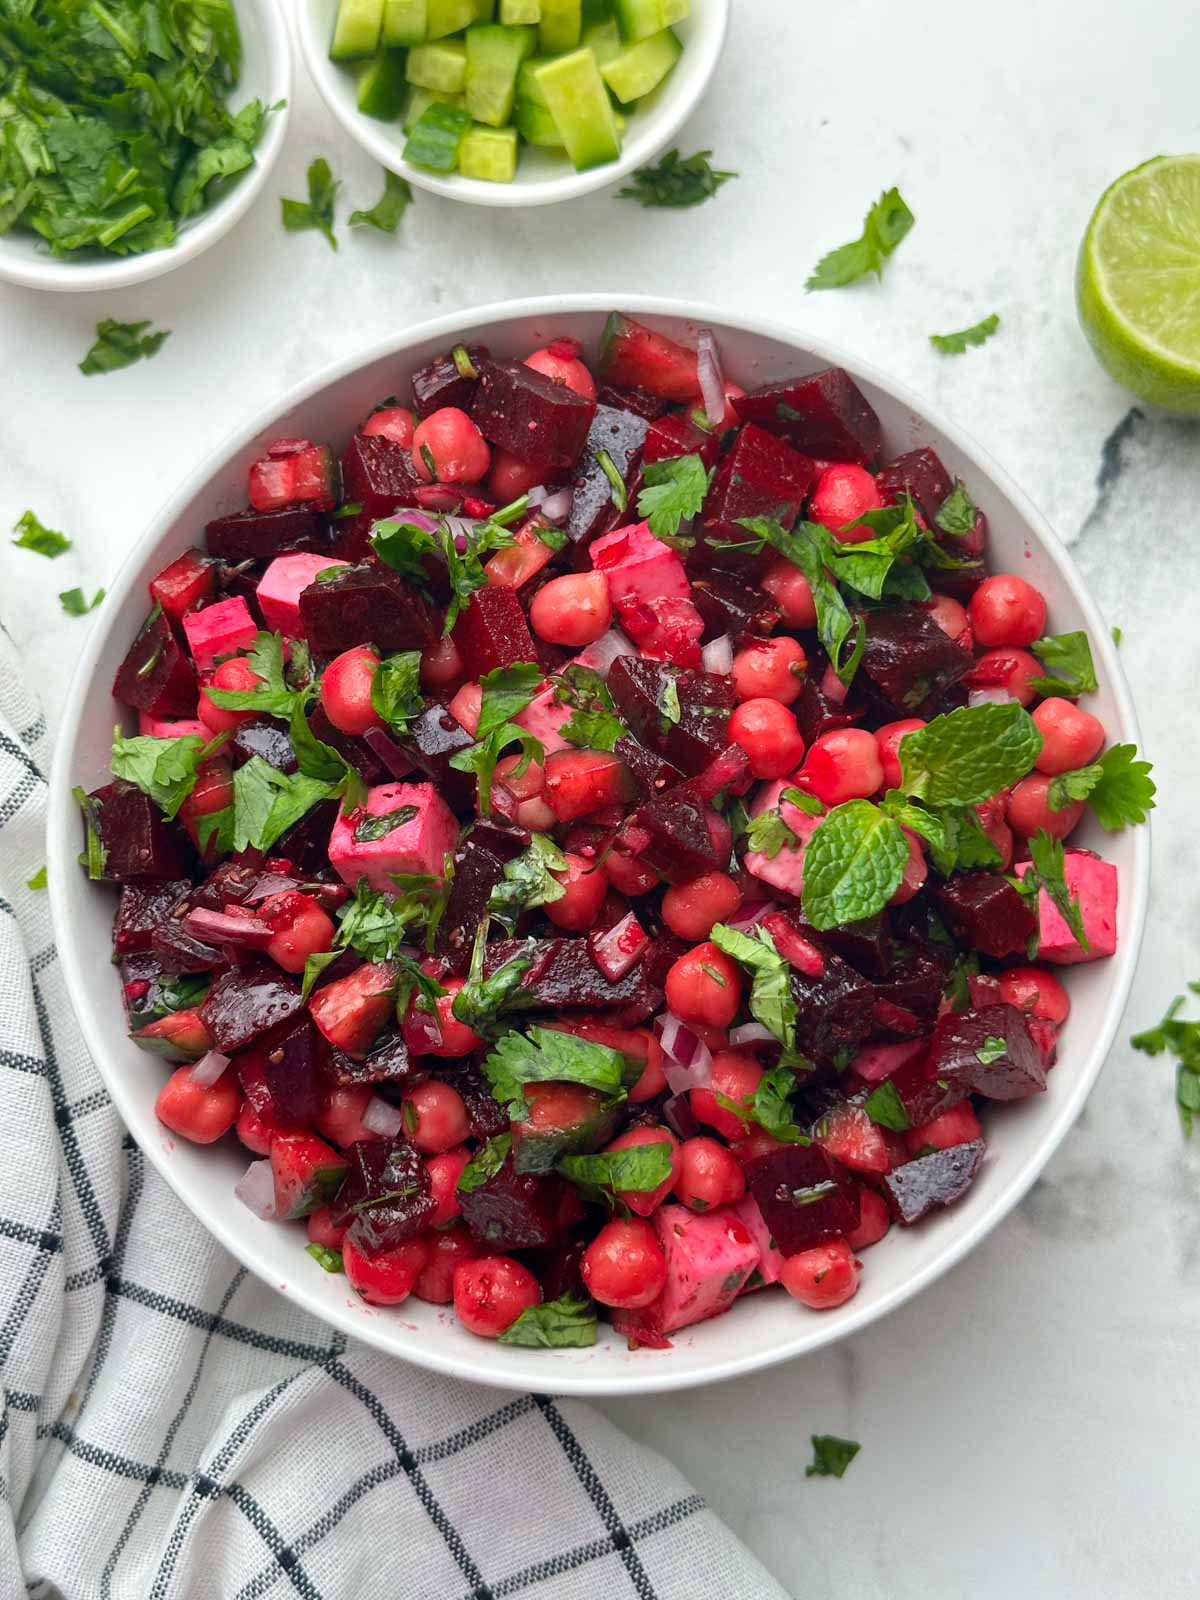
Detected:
[{"left": 0, "top": 629, "right": 787, "bottom": 1600}]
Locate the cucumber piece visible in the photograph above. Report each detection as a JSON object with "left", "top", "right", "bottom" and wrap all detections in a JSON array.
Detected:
[
  {"left": 330, "top": 0, "right": 385, "bottom": 60},
  {"left": 658, "top": 0, "right": 689, "bottom": 25},
  {"left": 600, "top": 26, "right": 680, "bottom": 102},
  {"left": 465, "top": 23, "right": 537, "bottom": 125},
  {"left": 403, "top": 98, "right": 472, "bottom": 169},
  {"left": 582, "top": 0, "right": 612, "bottom": 21},
  {"left": 612, "top": 0, "right": 659, "bottom": 43},
  {"left": 517, "top": 54, "right": 551, "bottom": 106},
  {"left": 511, "top": 1101, "right": 620, "bottom": 1173},
  {"left": 383, "top": 0, "right": 426, "bottom": 45},
  {"left": 426, "top": 0, "right": 474, "bottom": 37},
  {"left": 406, "top": 37, "right": 468, "bottom": 91},
  {"left": 538, "top": 0, "right": 581, "bottom": 52},
  {"left": 515, "top": 97, "right": 563, "bottom": 145},
  {"left": 500, "top": 0, "right": 540, "bottom": 18},
  {"left": 582, "top": 15, "right": 620, "bottom": 67},
  {"left": 402, "top": 85, "right": 463, "bottom": 132},
  {"left": 472, "top": 0, "right": 497, "bottom": 15},
  {"left": 357, "top": 49, "right": 410, "bottom": 119},
  {"left": 459, "top": 123, "right": 519, "bottom": 181},
  {"left": 534, "top": 47, "right": 621, "bottom": 170}
]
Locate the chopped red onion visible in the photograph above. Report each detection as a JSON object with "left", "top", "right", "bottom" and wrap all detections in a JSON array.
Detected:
[
  {"left": 729, "top": 1022, "right": 775, "bottom": 1047},
  {"left": 701, "top": 634, "right": 733, "bottom": 675},
  {"left": 849, "top": 1037, "right": 929, "bottom": 1083},
  {"left": 526, "top": 484, "right": 549, "bottom": 507},
  {"left": 819, "top": 663, "right": 850, "bottom": 705},
  {"left": 234, "top": 1159, "right": 277, "bottom": 1220},
  {"left": 539, "top": 488, "right": 573, "bottom": 523},
  {"left": 182, "top": 907, "right": 272, "bottom": 949},
  {"left": 587, "top": 911, "right": 649, "bottom": 982},
  {"left": 361, "top": 726, "right": 415, "bottom": 779},
  {"left": 969, "top": 688, "right": 1014, "bottom": 707},
  {"left": 696, "top": 328, "right": 727, "bottom": 428},
  {"left": 362, "top": 1095, "right": 405, "bottom": 1137},
  {"left": 188, "top": 1049, "right": 231, "bottom": 1088},
  {"left": 395, "top": 509, "right": 440, "bottom": 534},
  {"left": 727, "top": 899, "right": 777, "bottom": 932},
  {"left": 656, "top": 1012, "right": 713, "bottom": 1090},
  {"left": 662, "top": 1092, "right": 702, "bottom": 1141},
  {"left": 575, "top": 627, "right": 636, "bottom": 678},
  {"left": 664, "top": 1057, "right": 713, "bottom": 1095}
]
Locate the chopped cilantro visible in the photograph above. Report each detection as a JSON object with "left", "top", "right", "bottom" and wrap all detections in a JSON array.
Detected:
[
  {"left": 12, "top": 510, "right": 70, "bottom": 559},
  {"left": 59, "top": 587, "right": 105, "bottom": 616},
  {"left": 305, "top": 1243, "right": 343, "bottom": 1273},
  {"left": 1045, "top": 744, "right": 1155, "bottom": 832},
  {"left": 1029, "top": 632, "right": 1099, "bottom": 699},
  {"left": 637, "top": 454, "right": 709, "bottom": 543},
  {"left": 806, "top": 188, "right": 914, "bottom": 290},
  {"left": 934, "top": 482, "right": 978, "bottom": 538},
  {"left": 349, "top": 168, "right": 412, "bottom": 233},
  {"left": 1013, "top": 830, "right": 1088, "bottom": 955},
  {"left": 594, "top": 448, "right": 628, "bottom": 513},
  {"left": 483, "top": 1023, "right": 633, "bottom": 1120},
  {"left": 1130, "top": 986, "right": 1200, "bottom": 1135},
  {"left": 863, "top": 1079, "right": 910, "bottom": 1132},
  {"left": 26, "top": 866, "right": 46, "bottom": 891},
  {"left": 615, "top": 148, "right": 736, "bottom": 208},
  {"left": 806, "top": 1435, "right": 861, "bottom": 1479},
  {"left": 79, "top": 319, "right": 170, "bottom": 376},
  {"left": 929, "top": 314, "right": 1000, "bottom": 354},
  {"left": 282, "top": 158, "right": 340, "bottom": 250},
  {"left": 457, "top": 1133, "right": 512, "bottom": 1193},
  {"left": 553, "top": 664, "right": 626, "bottom": 753}
]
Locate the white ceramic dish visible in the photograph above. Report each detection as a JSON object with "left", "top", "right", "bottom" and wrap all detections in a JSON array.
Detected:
[
  {"left": 47, "top": 296, "right": 1149, "bottom": 1396},
  {"left": 297, "top": 0, "right": 729, "bottom": 207},
  {"left": 0, "top": 0, "right": 291, "bottom": 294}
]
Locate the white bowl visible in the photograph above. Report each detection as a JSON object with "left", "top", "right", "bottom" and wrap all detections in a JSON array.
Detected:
[
  {"left": 47, "top": 296, "right": 1149, "bottom": 1396},
  {"left": 297, "top": 0, "right": 730, "bottom": 207},
  {"left": 0, "top": 0, "right": 292, "bottom": 293}
]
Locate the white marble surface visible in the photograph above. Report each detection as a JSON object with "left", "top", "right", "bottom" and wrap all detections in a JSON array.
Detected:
[{"left": 3, "top": 2, "right": 1200, "bottom": 1594}]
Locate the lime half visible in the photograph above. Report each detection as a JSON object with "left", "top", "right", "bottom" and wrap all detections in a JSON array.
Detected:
[{"left": 1077, "top": 154, "right": 1200, "bottom": 412}]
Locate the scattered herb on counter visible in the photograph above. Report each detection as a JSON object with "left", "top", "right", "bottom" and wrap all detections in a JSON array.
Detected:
[
  {"left": 806, "top": 188, "right": 915, "bottom": 290},
  {"left": 11, "top": 510, "right": 70, "bottom": 558},
  {"left": 930, "top": 314, "right": 1000, "bottom": 354},
  {"left": 282, "top": 158, "right": 340, "bottom": 250},
  {"left": 806, "top": 1434, "right": 861, "bottom": 1479},
  {"left": 79, "top": 319, "right": 171, "bottom": 377},
  {"left": 616, "top": 148, "right": 736, "bottom": 208},
  {"left": 349, "top": 169, "right": 413, "bottom": 233},
  {"left": 59, "top": 587, "right": 104, "bottom": 616},
  {"left": 1131, "top": 986, "right": 1200, "bottom": 1135},
  {"left": 26, "top": 866, "right": 47, "bottom": 891}
]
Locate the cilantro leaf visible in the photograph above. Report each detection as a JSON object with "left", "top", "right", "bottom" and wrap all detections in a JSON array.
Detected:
[
  {"left": 289, "top": 699, "right": 366, "bottom": 808},
  {"left": 615, "top": 148, "right": 736, "bottom": 208},
  {"left": 559, "top": 1143, "right": 674, "bottom": 1195},
  {"left": 370, "top": 651, "right": 424, "bottom": 733},
  {"left": 637, "top": 455, "right": 710, "bottom": 542},
  {"left": 801, "top": 801, "right": 910, "bottom": 930},
  {"left": 498, "top": 1294, "right": 599, "bottom": 1349},
  {"left": 26, "top": 866, "right": 47, "bottom": 891},
  {"left": 1131, "top": 988, "right": 1200, "bottom": 1136},
  {"left": 746, "top": 1064, "right": 809, "bottom": 1143},
  {"left": 483, "top": 1024, "right": 632, "bottom": 1120},
  {"left": 1047, "top": 744, "right": 1155, "bottom": 831},
  {"left": 12, "top": 510, "right": 70, "bottom": 559},
  {"left": 372, "top": 514, "right": 517, "bottom": 633},
  {"left": 229, "top": 759, "right": 332, "bottom": 853},
  {"left": 282, "top": 158, "right": 339, "bottom": 249},
  {"left": 457, "top": 1133, "right": 512, "bottom": 1193},
  {"left": 934, "top": 482, "right": 978, "bottom": 538},
  {"left": 898, "top": 701, "right": 1042, "bottom": 807},
  {"left": 709, "top": 924, "right": 804, "bottom": 1071},
  {"left": 1029, "top": 632, "right": 1099, "bottom": 699},
  {"left": 349, "top": 168, "right": 412, "bottom": 233},
  {"left": 488, "top": 833, "right": 567, "bottom": 933},
  {"left": 476, "top": 663, "right": 542, "bottom": 739},
  {"left": 1015, "top": 830, "right": 1088, "bottom": 954},
  {"left": 744, "top": 809, "right": 801, "bottom": 860},
  {"left": 59, "top": 586, "right": 104, "bottom": 616},
  {"left": 863, "top": 1078, "right": 910, "bottom": 1132},
  {"left": 450, "top": 721, "right": 543, "bottom": 817},
  {"left": 453, "top": 925, "right": 535, "bottom": 1041},
  {"left": 79, "top": 318, "right": 171, "bottom": 376},
  {"left": 370, "top": 518, "right": 438, "bottom": 585},
  {"left": 806, "top": 187, "right": 915, "bottom": 290},
  {"left": 110, "top": 728, "right": 220, "bottom": 820},
  {"left": 806, "top": 1435, "right": 861, "bottom": 1479},
  {"left": 929, "top": 314, "right": 1000, "bottom": 354},
  {"left": 205, "top": 632, "right": 299, "bottom": 718},
  {"left": 554, "top": 664, "right": 626, "bottom": 752},
  {"left": 334, "top": 878, "right": 428, "bottom": 963},
  {"left": 726, "top": 518, "right": 864, "bottom": 684}
]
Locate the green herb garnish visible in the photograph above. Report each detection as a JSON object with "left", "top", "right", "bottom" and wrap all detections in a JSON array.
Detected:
[
  {"left": 79, "top": 319, "right": 170, "bottom": 376},
  {"left": 282, "top": 158, "right": 339, "bottom": 250},
  {"left": 806, "top": 188, "right": 914, "bottom": 290},
  {"left": 1130, "top": 986, "right": 1200, "bottom": 1135},
  {"left": 1029, "top": 631, "right": 1099, "bottom": 699},
  {"left": 1046, "top": 743, "right": 1155, "bottom": 831},
  {"left": 806, "top": 1435, "right": 861, "bottom": 1479},
  {"left": 615, "top": 148, "right": 736, "bottom": 208},
  {"left": 637, "top": 454, "right": 708, "bottom": 544},
  {"left": 12, "top": 509, "right": 70, "bottom": 558},
  {"left": 595, "top": 447, "right": 627, "bottom": 513},
  {"left": 349, "top": 168, "right": 412, "bottom": 233},
  {"left": 59, "top": 586, "right": 104, "bottom": 616},
  {"left": 863, "top": 1079, "right": 910, "bottom": 1132},
  {"left": 483, "top": 1023, "right": 634, "bottom": 1121},
  {"left": 929, "top": 314, "right": 1000, "bottom": 354},
  {"left": 305, "top": 1243, "right": 343, "bottom": 1273},
  {"left": 26, "top": 865, "right": 47, "bottom": 891},
  {"left": 498, "top": 1295, "right": 599, "bottom": 1348},
  {"left": 457, "top": 1133, "right": 512, "bottom": 1193}
]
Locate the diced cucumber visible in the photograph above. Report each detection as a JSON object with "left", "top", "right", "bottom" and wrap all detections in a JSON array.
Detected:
[
  {"left": 658, "top": 0, "right": 689, "bottom": 25},
  {"left": 515, "top": 97, "right": 564, "bottom": 145},
  {"left": 600, "top": 26, "right": 680, "bottom": 101},
  {"left": 330, "top": 0, "right": 385, "bottom": 60},
  {"left": 403, "top": 85, "right": 463, "bottom": 132},
  {"left": 383, "top": 0, "right": 427, "bottom": 45},
  {"left": 426, "top": 0, "right": 474, "bottom": 37},
  {"left": 538, "top": 0, "right": 581, "bottom": 52},
  {"left": 582, "top": 15, "right": 621, "bottom": 67},
  {"left": 465, "top": 23, "right": 537, "bottom": 125},
  {"left": 500, "top": 0, "right": 540, "bottom": 18},
  {"left": 356, "top": 49, "right": 410, "bottom": 118},
  {"left": 517, "top": 54, "right": 551, "bottom": 106},
  {"left": 459, "top": 123, "right": 519, "bottom": 180},
  {"left": 582, "top": 0, "right": 613, "bottom": 21},
  {"left": 406, "top": 37, "right": 468, "bottom": 91},
  {"left": 472, "top": 0, "right": 496, "bottom": 15},
  {"left": 534, "top": 47, "right": 621, "bottom": 170},
  {"left": 612, "top": 0, "right": 659, "bottom": 43},
  {"left": 403, "top": 98, "right": 472, "bottom": 169}
]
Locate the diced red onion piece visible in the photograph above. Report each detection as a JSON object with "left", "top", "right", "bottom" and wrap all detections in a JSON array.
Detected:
[
  {"left": 726, "top": 899, "right": 777, "bottom": 932},
  {"left": 587, "top": 911, "right": 649, "bottom": 982},
  {"left": 361, "top": 726, "right": 415, "bottom": 779},
  {"left": 655, "top": 1012, "right": 713, "bottom": 1089},
  {"left": 188, "top": 1049, "right": 231, "bottom": 1087},
  {"left": 362, "top": 1095, "right": 405, "bottom": 1137},
  {"left": 696, "top": 328, "right": 727, "bottom": 427},
  {"left": 820, "top": 663, "right": 850, "bottom": 705},
  {"left": 234, "top": 1159, "right": 277, "bottom": 1220},
  {"left": 182, "top": 907, "right": 273, "bottom": 949},
  {"left": 969, "top": 688, "right": 1014, "bottom": 707},
  {"left": 664, "top": 1057, "right": 713, "bottom": 1095},
  {"left": 526, "top": 484, "right": 549, "bottom": 507},
  {"left": 662, "top": 1091, "right": 703, "bottom": 1141},
  {"left": 701, "top": 634, "right": 733, "bottom": 675},
  {"left": 849, "top": 1037, "right": 929, "bottom": 1083},
  {"left": 576, "top": 627, "right": 637, "bottom": 678},
  {"left": 395, "top": 509, "right": 440, "bottom": 534},
  {"left": 729, "top": 1022, "right": 775, "bottom": 1047},
  {"left": 243, "top": 872, "right": 302, "bottom": 904},
  {"left": 540, "top": 489, "right": 573, "bottom": 523}
]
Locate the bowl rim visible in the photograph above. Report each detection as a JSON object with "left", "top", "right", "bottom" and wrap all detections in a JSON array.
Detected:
[
  {"left": 46, "top": 294, "right": 1150, "bottom": 1395},
  {"left": 0, "top": 0, "right": 293, "bottom": 293},
  {"left": 294, "top": 0, "right": 732, "bottom": 208}
]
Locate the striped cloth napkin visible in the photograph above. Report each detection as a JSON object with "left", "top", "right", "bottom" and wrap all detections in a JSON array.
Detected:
[{"left": 0, "top": 627, "right": 787, "bottom": 1600}]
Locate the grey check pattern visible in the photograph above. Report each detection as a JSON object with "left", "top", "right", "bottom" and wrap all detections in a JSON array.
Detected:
[{"left": 0, "top": 629, "right": 787, "bottom": 1600}]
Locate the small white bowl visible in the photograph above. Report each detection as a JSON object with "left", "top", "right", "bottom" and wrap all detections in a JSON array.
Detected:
[
  {"left": 297, "top": 0, "right": 730, "bottom": 207},
  {"left": 47, "top": 297, "right": 1148, "bottom": 1396},
  {"left": 0, "top": 0, "right": 292, "bottom": 293}
]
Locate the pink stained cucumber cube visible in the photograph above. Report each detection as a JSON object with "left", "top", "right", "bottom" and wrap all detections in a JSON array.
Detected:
[
  {"left": 181, "top": 595, "right": 258, "bottom": 668},
  {"left": 328, "top": 782, "right": 459, "bottom": 895},
  {"left": 138, "top": 712, "right": 207, "bottom": 738},
  {"left": 632, "top": 1203, "right": 760, "bottom": 1335},
  {"left": 590, "top": 520, "right": 691, "bottom": 611},
  {"left": 743, "top": 779, "right": 823, "bottom": 897},
  {"left": 514, "top": 683, "right": 573, "bottom": 755},
  {"left": 258, "top": 553, "right": 349, "bottom": 638},
  {"left": 727, "top": 1194, "right": 786, "bottom": 1290},
  {"left": 1035, "top": 850, "right": 1118, "bottom": 965}
]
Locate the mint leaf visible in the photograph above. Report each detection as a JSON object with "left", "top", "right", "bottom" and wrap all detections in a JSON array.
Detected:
[
  {"left": 806, "top": 187, "right": 914, "bottom": 290},
  {"left": 110, "top": 729, "right": 216, "bottom": 819},
  {"left": 282, "top": 157, "right": 339, "bottom": 249},
  {"left": 637, "top": 454, "right": 709, "bottom": 541},
  {"left": 498, "top": 1294, "right": 599, "bottom": 1348},
  {"left": 349, "top": 168, "right": 412, "bottom": 232},
  {"left": 370, "top": 651, "right": 424, "bottom": 733},
  {"left": 806, "top": 1435, "right": 861, "bottom": 1479},
  {"left": 559, "top": 1143, "right": 673, "bottom": 1195},
  {"left": 899, "top": 701, "right": 1042, "bottom": 807},
  {"left": 801, "top": 801, "right": 910, "bottom": 930},
  {"left": 863, "top": 1078, "right": 910, "bottom": 1132},
  {"left": 929, "top": 314, "right": 1000, "bottom": 354},
  {"left": 488, "top": 833, "right": 567, "bottom": 932},
  {"left": 476, "top": 663, "right": 542, "bottom": 740},
  {"left": 230, "top": 759, "right": 332, "bottom": 853},
  {"left": 744, "top": 808, "right": 801, "bottom": 859},
  {"left": 934, "top": 482, "right": 978, "bottom": 538},
  {"left": 615, "top": 148, "right": 736, "bottom": 208},
  {"left": 60, "top": 586, "right": 104, "bottom": 616},
  {"left": 1131, "top": 988, "right": 1200, "bottom": 1136},
  {"left": 12, "top": 509, "right": 70, "bottom": 558},
  {"left": 352, "top": 804, "right": 418, "bottom": 844},
  {"left": 79, "top": 318, "right": 170, "bottom": 375},
  {"left": 1029, "top": 631, "right": 1098, "bottom": 699},
  {"left": 458, "top": 1133, "right": 513, "bottom": 1193},
  {"left": 483, "top": 1024, "right": 632, "bottom": 1119},
  {"left": 709, "top": 923, "right": 802, "bottom": 1066},
  {"left": 748, "top": 1064, "right": 808, "bottom": 1143}
]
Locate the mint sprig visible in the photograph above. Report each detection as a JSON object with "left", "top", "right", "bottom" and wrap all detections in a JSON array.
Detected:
[
  {"left": 801, "top": 801, "right": 910, "bottom": 931},
  {"left": 898, "top": 700, "right": 1043, "bottom": 808}
]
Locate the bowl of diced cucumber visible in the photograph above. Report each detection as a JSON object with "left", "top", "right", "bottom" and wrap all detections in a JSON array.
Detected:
[{"left": 298, "top": 0, "right": 729, "bottom": 204}]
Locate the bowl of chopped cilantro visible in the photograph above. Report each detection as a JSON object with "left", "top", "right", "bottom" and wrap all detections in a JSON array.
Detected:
[{"left": 0, "top": 0, "right": 291, "bottom": 291}]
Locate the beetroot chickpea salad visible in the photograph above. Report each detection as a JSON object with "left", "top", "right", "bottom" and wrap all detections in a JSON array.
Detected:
[{"left": 77, "top": 314, "right": 1154, "bottom": 1351}]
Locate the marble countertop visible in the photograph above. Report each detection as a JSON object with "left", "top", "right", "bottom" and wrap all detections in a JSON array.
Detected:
[{"left": 3, "top": 2, "right": 1198, "bottom": 1594}]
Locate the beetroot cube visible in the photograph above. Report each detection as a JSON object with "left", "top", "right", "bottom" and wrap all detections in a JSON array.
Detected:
[
  {"left": 239, "top": 1014, "right": 329, "bottom": 1129},
  {"left": 259, "top": 553, "right": 349, "bottom": 638},
  {"left": 333, "top": 1138, "right": 436, "bottom": 1253},
  {"left": 459, "top": 1155, "right": 568, "bottom": 1251},
  {"left": 614, "top": 734, "right": 684, "bottom": 799},
  {"left": 1031, "top": 850, "right": 1118, "bottom": 965},
  {"left": 930, "top": 873, "right": 1037, "bottom": 959},
  {"left": 607, "top": 658, "right": 733, "bottom": 775},
  {"left": 872, "top": 945, "right": 952, "bottom": 1025},
  {"left": 789, "top": 943, "right": 877, "bottom": 1065},
  {"left": 182, "top": 595, "right": 258, "bottom": 668},
  {"left": 298, "top": 562, "right": 437, "bottom": 657},
  {"left": 931, "top": 1002, "right": 1046, "bottom": 1101},
  {"left": 793, "top": 669, "right": 865, "bottom": 746},
  {"left": 199, "top": 960, "right": 304, "bottom": 1052},
  {"left": 595, "top": 382, "right": 671, "bottom": 421},
  {"left": 566, "top": 405, "right": 648, "bottom": 547},
  {"left": 434, "top": 834, "right": 512, "bottom": 972},
  {"left": 86, "top": 782, "right": 191, "bottom": 882},
  {"left": 883, "top": 1140, "right": 985, "bottom": 1225},
  {"left": 623, "top": 782, "right": 721, "bottom": 884},
  {"left": 411, "top": 343, "right": 489, "bottom": 417},
  {"left": 248, "top": 442, "right": 338, "bottom": 513},
  {"left": 471, "top": 359, "right": 596, "bottom": 473},
  {"left": 336, "top": 434, "right": 424, "bottom": 557},
  {"left": 697, "top": 424, "right": 817, "bottom": 568},
  {"left": 691, "top": 570, "right": 781, "bottom": 643},
  {"left": 113, "top": 878, "right": 191, "bottom": 954},
  {"left": 875, "top": 447, "right": 954, "bottom": 524},
  {"left": 735, "top": 367, "right": 882, "bottom": 464},
  {"left": 112, "top": 608, "right": 197, "bottom": 717},
  {"left": 744, "top": 1146, "right": 861, "bottom": 1256},
  {"left": 484, "top": 937, "right": 652, "bottom": 1010},
  {"left": 397, "top": 701, "right": 478, "bottom": 810},
  {"left": 324, "top": 1028, "right": 415, "bottom": 1089},
  {"left": 596, "top": 314, "right": 699, "bottom": 402},
  {"left": 858, "top": 606, "right": 973, "bottom": 718},
  {"left": 149, "top": 549, "right": 217, "bottom": 620},
  {"left": 643, "top": 413, "right": 720, "bottom": 470},
  {"left": 452, "top": 584, "right": 538, "bottom": 675},
  {"left": 204, "top": 506, "right": 331, "bottom": 564}
]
